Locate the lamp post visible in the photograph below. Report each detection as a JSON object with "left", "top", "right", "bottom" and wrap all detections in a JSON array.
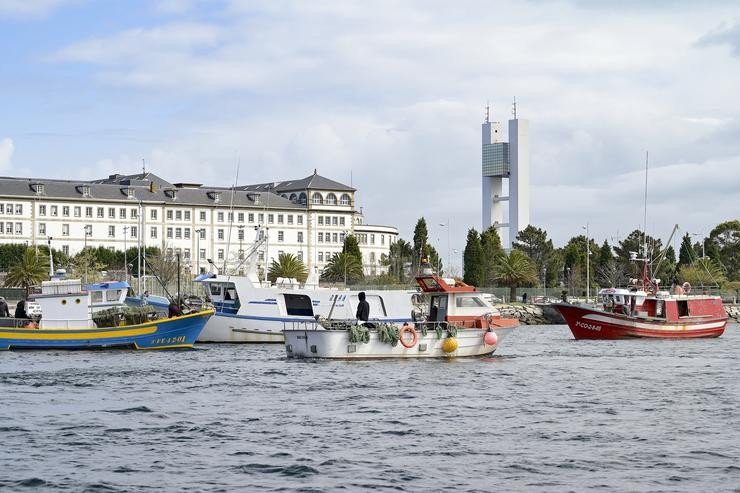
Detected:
[
  {"left": 543, "top": 266, "right": 547, "bottom": 299},
  {"left": 439, "top": 220, "right": 450, "bottom": 277},
  {"left": 582, "top": 222, "right": 590, "bottom": 303},
  {"left": 123, "top": 226, "right": 129, "bottom": 284},
  {"left": 195, "top": 228, "right": 205, "bottom": 275},
  {"left": 343, "top": 230, "right": 349, "bottom": 287},
  {"left": 83, "top": 226, "right": 91, "bottom": 283}
]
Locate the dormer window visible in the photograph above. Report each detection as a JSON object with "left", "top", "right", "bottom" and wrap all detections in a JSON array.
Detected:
[
  {"left": 207, "top": 191, "right": 221, "bottom": 203},
  {"left": 248, "top": 192, "right": 261, "bottom": 206},
  {"left": 164, "top": 189, "right": 178, "bottom": 200},
  {"left": 76, "top": 185, "right": 91, "bottom": 197},
  {"left": 122, "top": 187, "right": 135, "bottom": 199},
  {"left": 30, "top": 183, "right": 45, "bottom": 195}
]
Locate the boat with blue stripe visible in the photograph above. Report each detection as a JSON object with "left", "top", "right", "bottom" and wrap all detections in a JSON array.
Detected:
[{"left": 1, "top": 278, "right": 214, "bottom": 350}]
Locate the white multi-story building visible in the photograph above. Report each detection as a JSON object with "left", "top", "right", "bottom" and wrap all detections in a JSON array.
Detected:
[{"left": 0, "top": 171, "right": 397, "bottom": 276}]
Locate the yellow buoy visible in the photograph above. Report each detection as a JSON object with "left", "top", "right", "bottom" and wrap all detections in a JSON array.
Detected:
[{"left": 442, "top": 337, "right": 458, "bottom": 353}]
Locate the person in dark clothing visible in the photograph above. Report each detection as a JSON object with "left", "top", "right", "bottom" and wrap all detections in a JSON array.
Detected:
[
  {"left": 15, "top": 300, "right": 27, "bottom": 319},
  {"left": 168, "top": 299, "right": 183, "bottom": 318},
  {"left": 0, "top": 297, "right": 10, "bottom": 317},
  {"left": 356, "top": 292, "right": 370, "bottom": 323},
  {"left": 522, "top": 292, "right": 528, "bottom": 304}
]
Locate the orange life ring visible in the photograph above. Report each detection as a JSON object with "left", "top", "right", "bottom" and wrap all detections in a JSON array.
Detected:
[{"left": 399, "top": 324, "right": 419, "bottom": 349}]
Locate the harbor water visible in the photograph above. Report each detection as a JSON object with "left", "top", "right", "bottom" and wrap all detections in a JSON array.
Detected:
[{"left": 2, "top": 324, "right": 739, "bottom": 492}]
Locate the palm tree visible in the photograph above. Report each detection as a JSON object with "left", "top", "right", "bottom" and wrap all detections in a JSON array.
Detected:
[
  {"left": 321, "top": 252, "right": 364, "bottom": 284},
  {"left": 678, "top": 257, "right": 726, "bottom": 289},
  {"left": 3, "top": 247, "right": 50, "bottom": 295},
  {"left": 268, "top": 253, "right": 308, "bottom": 283},
  {"left": 492, "top": 249, "right": 539, "bottom": 302}
]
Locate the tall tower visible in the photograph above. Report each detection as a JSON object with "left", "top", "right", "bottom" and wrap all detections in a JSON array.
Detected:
[{"left": 481, "top": 102, "right": 530, "bottom": 247}]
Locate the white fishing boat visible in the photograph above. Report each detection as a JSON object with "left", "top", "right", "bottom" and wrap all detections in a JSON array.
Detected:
[{"left": 284, "top": 275, "right": 519, "bottom": 359}]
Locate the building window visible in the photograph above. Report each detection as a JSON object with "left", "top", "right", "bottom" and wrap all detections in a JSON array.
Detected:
[
  {"left": 340, "top": 194, "right": 351, "bottom": 206},
  {"left": 200, "top": 211, "right": 206, "bottom": 221},
  {"left": 318, "top": 216, "right": 324, "bottom": 225},
  {"left": 297, "top": 215, "right": 303, "bottom": 225},
  {"left": 184, "top": 210, "right": 191, "bottom": 221},
  {"left": 277, "top": 231, "right": 284, "bottom": 242},
  {"left": 62, "top": 206, "right": 69, "bottom": 217},
  {"left": 381, "top": 235, "right": 385, "bottom": 245},
  {"left": 131, "top": 208, "right": 138, "bottom": 219},
  {"left": 318, "top": 252, "right": 324, "bottom": 262},
  {"left": 312, "top": 192, "right": 323, "bottom": 205},
  {"left": 199, "top": 249, "right": 206, "bottom": 260},
  {"left": 74, "top": 206, "right": 81, "bottom": 217},
  {"left": 217, "top": 212, "right": 224, "bottom": 222},
  {"left": 184, "top": 248, "right": 190, "bottom": 260},
  {"left": 238, "top": 212, "right": 244, "bottom": 222},
  {"left": 333, "top": 233, "right": 338, "bottom": 243},
  {"left": 39, "top": 223, "right": 46, "bottom": 235},
  {"left": 85, "top": 207, "right": 92, "bottom": 218},
  {"left": 118, "top": 208, "right": 125, "bottom": 219},
  {"left": 258, "top": 213, "right": 264, "bottom": 224},
  {"left": 217, "top": 249, "right": 224, "bottom": 260},
  {"left": 167, "top": 210, "right": 173, "bottom": 220},
  {"left": 39, "top": 205, "right": 46, "bottom": 216},
  {"left": 130, "top": 226, "right": 138, "bottom": 238},
  {"left": 258, "top": 251, "right": 264, "bottom": 261},
  {"left": 238, "top": 229, "right": 244, "bottom": 240},
  {"left": 340, "top": 232, "right": 346, "bottom": 243},
  {"left": 3, "top": 222, "right": 9, "bottom": 234},
  {"left": 278, "top": 214, "right": 284, "bottom": 224},
  {"left": 15, "top": 204, "right": 22, "bottom": 215},
  {"left": 248, "top": 213, "right": 254, "bottom": 223},
  {"left": 81, "top": 185, "right": 91, "bottom": 197},
  {"left": 199, "top": 229, "right": 206, "bottom": 240},
  {"left": 268, "top": 214, "right": 274, "bottom": 224},
  {"left": 151, "top": 209, "right": 157, "bottom": 220},
  {"left": 326, "top": 193, "right": 337, "bottom": 205},
  {"left": 176, "top": 210, "right": 182, "bottom": 220},
  {"left": 299, "top": 192, "right": 307, "bottom": 205},
  {"left": 371, "top": 234, "right": 375, "bottom": 245},
  {"left": 340, "top": 217, "right": 345, "bottom": 226},
  {"left": 167, "top": 227, "right": 173, "bottom": 239},
  {"left": 51, "top": 205, "right": 58, "bottom": 216},
  {"left": 228, "top": 212, "right": 234, "bottom": 223},
  {"left": 318, "top": 232, "right": 323, "bottom": 243},
  {"left": 184, "top": 228, "right": 190, "bottom": 239},
  {"left": 297, "top": 232, "right": 303, "bottom": 243},
  {"left": 107, "top": 207, "right": 114, "bottom": 219},
  {"left": 217, "top": 229, "right": 224, "bottom": 240},
  {"left": 62, "top": 224, "right": 69, "bottom": 236},
  {"left": 151, "top": 227, "right": 157, "bottom": 239},
  {"left": 175, "top": 228, "right": 182, "bottom": 239},
  {"left": 287, "top": 215, "right": 293, "bottom": 225},
  {"left": 97, "top": 207, "right": 104, "bottom": 218},
  {"left": 62, "top": 245, "right": 69, "bottom": 255},
  {"left": 108, "top": 225, "right": 115, "bottom": 237},
  {"left": 332, "top": 217, "right": 338, "bottom": 226},
  {"left": 325, "top": 216, "right": 331, "bottom": 225}
]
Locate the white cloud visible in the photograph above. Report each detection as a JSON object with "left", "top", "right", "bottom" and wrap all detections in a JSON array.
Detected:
[
  {"left": 0, "top": 0, "right": 70, "bottom": 18},
  {"left": 0, "top": 138, "right": 14, "bottom": 170}
]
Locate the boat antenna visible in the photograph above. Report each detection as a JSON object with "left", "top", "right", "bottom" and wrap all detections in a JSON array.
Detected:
[
  {"left": 223, "top": 156, "right": 240, "bottom": 274},
  {"left": 642, "top": 152, "right": 650, "bottom": 280}
]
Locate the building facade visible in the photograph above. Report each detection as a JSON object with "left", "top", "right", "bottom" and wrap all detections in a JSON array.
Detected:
[
  {"left": 0, "top": 171, "right": 397, "bottom": 276},
  {"left": 481, "top": 105, "right": 530, "bottom": 247}
]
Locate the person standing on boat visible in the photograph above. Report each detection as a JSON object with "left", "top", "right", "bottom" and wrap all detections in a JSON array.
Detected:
[
  {"left": 168, "top": 298, "right": 183, "bottom": 318},
  {"left": 0, "top": 297, "right": 9, "bottom": 317},
  {"left": 15, "top": 300, "right": 27, "bottom": 319},
  {"left": 356, "top": 292, "right": 370, "bottom": 324}
]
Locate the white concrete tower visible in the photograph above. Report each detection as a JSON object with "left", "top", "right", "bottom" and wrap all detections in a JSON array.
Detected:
[{"left": 481, "top": 102, "right": 530, "bottom": 247}]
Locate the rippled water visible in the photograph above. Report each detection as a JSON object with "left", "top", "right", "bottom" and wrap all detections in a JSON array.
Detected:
[{"left": 1, "top": 324, "right": 739, "bottom": 492}]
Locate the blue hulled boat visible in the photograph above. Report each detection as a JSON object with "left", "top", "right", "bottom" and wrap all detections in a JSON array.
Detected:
[{"left": 0, "top": 278, "right": 214, "bottom": 350}]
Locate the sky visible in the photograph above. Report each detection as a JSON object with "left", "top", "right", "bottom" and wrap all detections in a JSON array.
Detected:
[{"left": 1, "top": 0, "right": 739, "bottom": 270}]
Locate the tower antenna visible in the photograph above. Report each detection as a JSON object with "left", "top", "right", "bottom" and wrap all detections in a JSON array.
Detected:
[
  {"left": 512, "top": 97, "right": 517, "bottom": 119},
  {"left": 485, "top": 102, "right": 490, "bottom": 123},
  {"left": 142, "top": 158, "right": 146, "bottom": 175}
]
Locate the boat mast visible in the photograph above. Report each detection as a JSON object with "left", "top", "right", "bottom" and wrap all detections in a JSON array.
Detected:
[{"left": 642, "top": 151, "right": 650, "bottom": 288}]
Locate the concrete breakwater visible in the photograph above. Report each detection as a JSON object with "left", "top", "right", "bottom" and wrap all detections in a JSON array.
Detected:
[{"left": 497, "top": 303, "right": 740, "bottom": 325}]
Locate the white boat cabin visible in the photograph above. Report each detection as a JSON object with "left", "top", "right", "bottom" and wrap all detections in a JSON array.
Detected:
[{"left": 31, "top": 279, "right": 129, "bottom": 329}]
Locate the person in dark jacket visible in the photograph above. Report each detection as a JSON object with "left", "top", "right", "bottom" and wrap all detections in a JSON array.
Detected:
[
  {"left": 15, "top": 300, "right": 27, "bottom": 319},
  {"left": 356, "top": 292, "right": 370, "bottom": 323},
  {"left": 168, "top": 299, "right": 183, "bottom": 318},
  {"left": 0, "top": 297, "right": 10, "bottom": 317}
]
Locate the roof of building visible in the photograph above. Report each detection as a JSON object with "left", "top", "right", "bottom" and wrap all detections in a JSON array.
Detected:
[{"left": 0, "top": 169, "right": 354, "bottom": 208}]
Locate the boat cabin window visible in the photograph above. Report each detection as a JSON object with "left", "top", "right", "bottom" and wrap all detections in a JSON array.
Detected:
[
  {"left": 91, "top": 291, "right": 103, "bottom": 303},
  {"left": 105, "top": 289, "right": 120, "bottom": 302},
  {"left": 429, "top": 295, "right": 448, "bottom": 321},
  {"left": 456, "top": 296, "right": 485, "bottom": 308},
  {"left": 209, "top": 284, "right": 222, "bottom": 296},
  {"left": 677, "top": 300, "right": 689, "bottom": 317},
  {"left": 283, "top": 294, "right": 314, "bottom": 317},
  {"left": 224, "top": 287, "right": 237, "bottom": 301},
  {"left": 349, "top": 294, "right": 388, "bottom": 317}
]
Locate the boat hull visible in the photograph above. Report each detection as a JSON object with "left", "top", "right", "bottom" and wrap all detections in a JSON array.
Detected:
[
  {"left": 0, "top": 309, "right": 215, "bottom": 350},
  {"left": 197, "top": 312, "right": 290, "bottom": 343},
  {"left": 284, "top": 326, "right": 514, "bottom": 359},
  {"left": 553, "top": 303, "right": 727, "bottom": 339}
]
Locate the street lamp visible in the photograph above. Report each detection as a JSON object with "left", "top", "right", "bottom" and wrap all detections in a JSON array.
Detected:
[
  {"left": 439, "top": 220, "right": 450, "bottom": 277},
  {"left": 343, "top": 230, "right": 349, "bottom": 287},
  {"left": 582, "top": 223, "right": 590, "bottom": 303},
  {"left": 195, "top": 228, "right": 205, "bottom": 275}
]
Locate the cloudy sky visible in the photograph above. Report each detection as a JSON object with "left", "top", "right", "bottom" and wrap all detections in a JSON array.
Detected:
[{"left": 2, "top": 0, "right": 739, "bottom": 267}]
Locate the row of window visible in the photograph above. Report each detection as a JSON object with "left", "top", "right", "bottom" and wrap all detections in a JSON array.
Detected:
[
  {"left": 317, "top": 232, "right": 345, "bottom": 244},
  {"left": 37, "top": 223, "right": 140, "bottom": 238},
  {"left": 39, "top": 205, "right": 140, "bottom": 219},
  {"left": 0, "top": 222, "right": 23, "bottom": 235},
  {"left": 317, "top": 215, "right": 346, "bottom": 227},
  {"left": 356, "top": 233, "right": 386, "bottom": 246},
  {"left": 307, "top": 192, "right": 351, "bottom": 206},
  {"left": 316, "top": 251, "right": 377, "bottom": 263},
  {"left": 0, "top": 204, "right": 23, "bottom": 215}
]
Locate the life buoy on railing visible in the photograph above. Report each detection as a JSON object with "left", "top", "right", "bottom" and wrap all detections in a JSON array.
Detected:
[
  {"left": 682, "top": 282, "right": 692, "bottom": 294},
  {"left": 399, "top": 324, "right": 419, "bottom": 349}
]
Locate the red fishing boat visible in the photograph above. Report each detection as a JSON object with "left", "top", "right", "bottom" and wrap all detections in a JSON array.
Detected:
[{"left": 554, "top": 267, "right": 728, "bottom": 340}]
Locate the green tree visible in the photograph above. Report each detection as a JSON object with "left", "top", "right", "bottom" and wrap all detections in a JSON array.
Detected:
[
  {"left": 3, "top": 248, "right": 50, "bottom": 295},
  {"left": 707, "top": 220, "right": 740, "bottom": 281},
  {"left": 268, "top": 253, "right": 308, "bottom": 283},
  {"left": 0, "top": 244, "right": 27, "bottom": 271},
  {"left": 343, "top": 234, "right": 362, "bottom": 262},
  {"left": 383, "top": 239, "right": 413, "bottom": 282},
  {"left": 412, "top": 218, "right": 429, "bottom": 274},
  {"left": 321, "top": 252, "right": 364, "bottom": 284},
  {"left": 463, "top": 229, "right": 484, "bottom": 287},
  {"left": 68, "top": 249, "right": 106, "bottom": 284},
  {"left": 678, "top": 257, "right": 726, "bottom": 288},
  {"left": 512, "top": 225, "right": 554, "bottom": 277},
  {"left": 677, "top": 233, "right": 696, "bottom": 267},
  {"left": 481, "top": 226, "right": 504, "bottom": 285},
  {"left": 492, "top": 249, "right": 539, "bottom": 302},
  {"left": 613, "top": 230, "right": 663, "bottom": 280}
]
